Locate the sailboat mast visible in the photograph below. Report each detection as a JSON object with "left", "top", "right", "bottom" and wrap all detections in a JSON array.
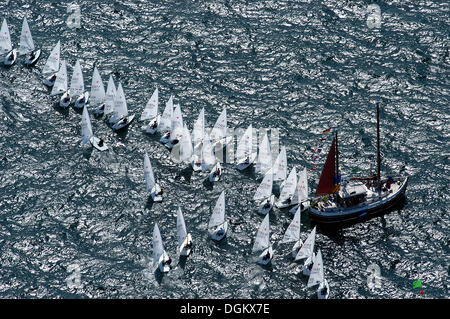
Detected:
[
  {"left": 376, "top": 102, "right": 381, "bottom": 188},
  {"left": 335, "top": 131, "right": 339, "bottom": 184}
]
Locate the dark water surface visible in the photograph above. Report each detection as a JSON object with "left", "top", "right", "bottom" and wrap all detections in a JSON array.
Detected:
[{"left": 0, "top": 0, "right": 448, "bottom": 298}]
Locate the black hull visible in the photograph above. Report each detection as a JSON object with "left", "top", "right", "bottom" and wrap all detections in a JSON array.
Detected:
[{"left": 308, "top": 177, "right": 408, "bottom": 225}]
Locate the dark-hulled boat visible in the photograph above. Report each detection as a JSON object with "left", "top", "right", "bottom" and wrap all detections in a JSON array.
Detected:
[{"left": 308, "top": 103, "right": 408, "bottom": 224}]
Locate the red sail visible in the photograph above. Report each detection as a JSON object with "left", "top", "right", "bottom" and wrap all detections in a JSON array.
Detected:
[{"left": 316, "top": 138, "right": 336, "bottom": 195}]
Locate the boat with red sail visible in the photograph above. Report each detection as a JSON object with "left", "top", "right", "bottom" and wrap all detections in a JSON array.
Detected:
[{"left": 308, "top": 102, "right": 408, "bottom": 224}]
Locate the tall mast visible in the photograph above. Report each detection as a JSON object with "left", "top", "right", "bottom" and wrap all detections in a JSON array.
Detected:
[
  {"left": 335, "top": 131, "right": 339, "bottom": 184},
  {"left": 376, "top": 102, "right": 381, "bottom": 188}
]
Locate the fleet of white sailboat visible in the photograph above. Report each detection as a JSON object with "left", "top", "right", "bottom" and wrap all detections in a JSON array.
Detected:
[{"left": 4, "top": 18, "right": 334, "bottom": 298}]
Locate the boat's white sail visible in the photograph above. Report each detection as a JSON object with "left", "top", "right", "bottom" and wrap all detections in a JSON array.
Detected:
[
  {"left": 89, "top": 66, "right": 105, "bottom": 106},
  {"left": 192, "top": 107, "right": 205, "bottom": 146},
  {"left": 201, "top": 131, "right": 216, "bottom": 171},
  {"left": 307, "top": 249, "right": 324, "bottom": 288},
  {"left": 273, "top": 146, "right": 287, "bottom": 181},
  {"left": 252, "top": 214, "right": 270, "bottom": 253},
  {"left": 50, "top": 60, "right": 68, "bottom": 96},
  {"left": 210, "top": 107, "right": 227, "bottom": 145},
  {"left": 18, "top": 17, "right": 35, "bottom": 55},
  {"left": 170, "top": 103, "right": 184, "bottom": 141},
  {"left": 69, "top": 59, "right": 85, "bottom": 98},
  {"left": 281, "top": 206, "right": 301, "bottom": 244},
  {"left": 159, "top": 95, "right": 173, "bottom": 132},
  {"left": 253, "top": 169, "right": 273, "bottom": 201},
  {"left": 152, "top": 222, "right": 165, "bottom": 266},
  {"left": 279, "top": 167, "right": 297, "bottom": 202},
  {"left": 104, "top": 75, "right": 116, "bottom": 115},
  {"left": 295, "top": 226, "right": 316, "bottom": 260},
  {"left": 236, "top": 124, "right": 253, "bottom": 162},
  {"left": 177, "top": 207, "right": 188, "bottom": 249},
  {"left": 42, "top": 40, "right": 60, "bottom": 75},
  {"left": 141, "top": 87, "right": 158, "bottom": 121},
  {"left": 208, "top": 191, "right": 225, "bottom": 229},
  {"left": 292, "top": 167, "right": 308, "bottom": 204},
  {"left": 0, "top": 19, "right": 12, "bottom": 55},
  {"left": 257, "top": 132, "right": 272, "bottom": 174},
  {"left": 179, "top": 124, "right": 193, "bottom": 162},
  {"left": 113, "top": 83, "right": 128, "bottom": 120},
  {"left": 81, "top": 106, "right": 93, "bottom": 144},
  {"left": 144, "top": 152, "right": 156, "bottom": 192}
]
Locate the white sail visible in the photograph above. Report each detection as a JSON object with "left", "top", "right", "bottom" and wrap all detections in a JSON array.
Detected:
[
  {"left": 81, "top": 106, "right": 93, "bottom": 144},
  {"left": 152, "top": 222, "right": 165, "bottom": 265},
  {"left": 89, "top": 67, "right": 105, "bottom": 106},
  {"left": 208, "top": 191, "right": 225, "bottom": 229},
  {"left": 144, "top": 152, "right": 156, "bottom": 192},
  {"left": 69, "top": 59, "right": 85, "bottom": 98},
  {"left": 279, "top": 167, "right": 297, "bottom": 202},
  {"left": 292, "top": 167, "right": 309, "bottom": 204},
  {"left": 42, "top": 40, "right": 60, "bottom": 75},
  {"left": 307, "top": 249, "right": 324, "bottom": 288},
  {"left": 159, "top": 95, "right": 173, "bottom": 132},
  {"left": 280, "top": 206, "right": 301, "bottom": 244},
  {"left": 192, "top": 107, "right": 205, "bottom": 145},
  {"left": 18, "top": 17, "right": 35, "bottom": 55},
  {"left": 179, "top": 124, "right": 193, "bottom": 162},
  {"left": 295, "top": 226, "right": 316, "bottom": 260},
  {"left": 170, "top": 103, "right": 184, "bottom": 141},
  {"left": 253, "top": 169, "right": 273, "bottom": 201},
  {"left": 201, "top": 131, "right": 216, "bottom": 170},
  {"left": 210, "top": 107, "right": 227, "bottom": 143},
  {"left": 104, "top": 75, "right": 116, "bottom": 115},
  {"left": 252, "top": 214, "right": 270, "bottom": 253},
  {"left": 0, "top": 19, "right": 12, "bottom": 55},
  {"left": 236, "top": 124, "right": 253, "bottom": 161},
  {"left": 273, "top": 146, "right": 287, "bottom": 181},
  {"left": 257, "top": 132, "right": 272, "bottom": 174},
  {"left": 177, "top": 207, "right": 188, "bottom": 249},
  {"left": 50, "top": 60, "right": 68, "bottom": 96},
  {"left": 114, "top": 83, "right": 128, "bottom": 119},
  {"left": 141, "top": 87, "right": 158, "bottom": 121}
]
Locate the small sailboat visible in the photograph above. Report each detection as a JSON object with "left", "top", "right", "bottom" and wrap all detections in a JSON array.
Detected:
[
  {"left": 275, "top": 167, "right": 297, "bottom": 208},
  {"left": 209, "top": 162, "right": 222, "bottom": 183},
  {"left": 19, "top": 17, "right": 40, "bottom": 66},
  {"left": 208, "top": 191, "right": 228, "bottom": 241},
  {"left": 95, "top": 75, "right": 115, "bottom": 116},
  {"left": 253, "top": 169, "right": 275, "bottom": 215},
  {"left": 272, "top": 146, "right": 287, "bottom": 182},
  {"left": 50, "top": 60, "right": 70, "bottom": 107},
  {"left": 142, "top": 88, "right": 160, "bottom": 134},
  {"left": 1, "top": 19, "right": 17, "bottom": 66},
  {"left": 191, "top": 107, "right": 205, "bottom": 171},
  {"left": 71, "top": 60, "right": 89, "bottom": 109},
  {"left": 294, "top": 226, "right": 317, "bottom": 276},
  {"left": 177, "top": 207, "right": 193, "bottom": 256},
  {"left": 201, "top": 132, "right": 216, "bottom": 173},
  {"left": 178, "top": 124, "right": 193, "bottom": 163},
  {"left": 289, "top": 168, "right": 311, "bottom": 214},
  {"left": 210, "top": 107, "right": 233, "bottom": 153},
  {"left": 280, "top": 206, "right": 303, "bottom": 258},
  {"left": 307, "top": 250, "right": 329, "bottom": 299},
  {"left": 144, "top": 152, "right": 163, "bottom": 202},
  {"left": 308, "top": 103, "right": 409, "bottom": 224},
  {"left": 111, "top": 83, "right": 135, "bottom": 130},
  {"left": 42, "top": 40, "right": 60, "bottom": 87},
  {"left": 252, "top": 214, "right": 273, "bottom": 265},
  {"left": 165, "top": 104, "right": 184, "bottom": 150},
  {"left": 236, "top": 124, "right": 257, "bottom": 170},
  {"left": 88, "top": 66, "right": 105, "bottom": 114},
  {"left": 152, "top": 222, "right": 171, "bottom": 273},
  {"left": 81, "top": 106, "right": 108, "bottom": 151},
  {"left": 158, "top": 95, "right": 174, "bottom": 143},
  {"left": 256, "top": 132, "right": 272, "bottom": 175}
]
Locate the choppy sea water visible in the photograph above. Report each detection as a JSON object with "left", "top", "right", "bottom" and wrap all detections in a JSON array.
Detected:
[{"left": 0, "top": 0, "right": 448, "bottom": 299}]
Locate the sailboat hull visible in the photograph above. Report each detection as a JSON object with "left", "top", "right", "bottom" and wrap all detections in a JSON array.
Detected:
[
  {"left": 24, "top": 49, "right": 41, "bottom": 66},
  {"left": 317, "top": 279, "right": 330, "bottom": 299},
  {"left": 112, "top": 114, "right": 135, "bottom": 131},
  {"left": 211, "top": 222, "right": 228, "bottom": 241},
  {"left": 309, "top": 176, "right": 408, "bottom": 225},
  {"left": 3, "top": 49, "right": 18, "bottom": 66},
  {"left": 257, "top": 246, "right": 273, "bottom": 265},
  {"left": 145, "top": 115, "right": 160, "bottom": 134},
  {"left": 209, "top": 163, "right": 222, "bottom": 182}
]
